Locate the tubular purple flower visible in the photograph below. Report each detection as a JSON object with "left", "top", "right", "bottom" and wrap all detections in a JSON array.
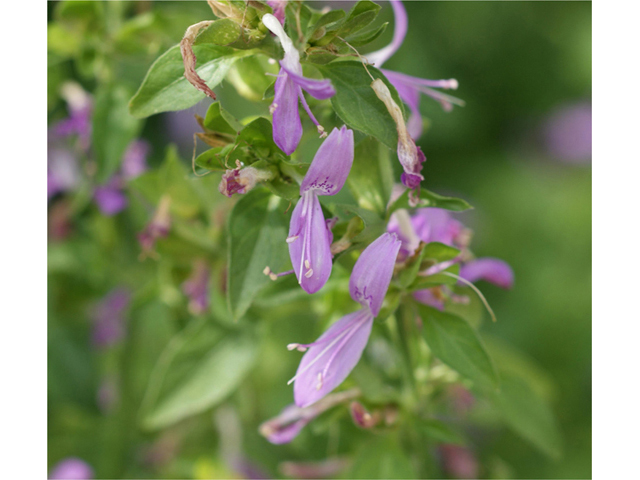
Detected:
[
  {"left": 49, "top": 458, "right": 94, "bottom": 480},
  {"left": 289, "top": 233, "right": 401, "bottom": 408},
  {"left": 459, "top": 257, "right": 514, "bottom": 289},
  {"left": 367, "top": 0, "right": 463, "bottom": 139},
  {"left": 262, "top": 14, "right": 336, "bottom": 155},
  {"left": 287, "top": 126, "right": 354, "bottom": 293}
]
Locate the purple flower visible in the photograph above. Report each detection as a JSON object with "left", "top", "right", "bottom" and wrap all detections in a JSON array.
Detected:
[
  {"left": 367, "top": 0, "right": 463, "bottom": 139},
  {"left": 388, "top": 206, "right": 514, "bottom": 309},
  {"left": 289, "top": 233, "right": 401, "bottom": 408},
  {"left": 259, "top": 388, "right": 360, "bottom": 444},
  {"left": 262, "top": 14, "right": 336, "bottom": 155},
  {"left": 542, "top": 101, "right": 592, "bottom": 164},
  {"left": 49, "top": 458, "right": 94, "bottom": 480},
  {"left": 287, "top": 126, "right": 354, "bottom": 293},
  {"left": 92, "top": 288, "right": 131, "bottom": 348},
  {"left": 50, "top": 83, "right": 93, "bottom": 151},
  {"left": 182, "top": 261, "right": 210, "bottom": 315},
  {"left": 48, "top": 147, "right": 81, "bottom": 200},
  {"left": 121, "top": 140, "right": 150, "bottom": 179},
  {"left": 93, "top": 177, "right": 128, "bottom": 216},
  {"left": 459, "top": 257, "right": 514, "bottom": 290}
]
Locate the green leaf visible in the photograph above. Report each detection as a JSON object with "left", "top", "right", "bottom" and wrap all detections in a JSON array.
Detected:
[
  {"left": 422, "top": 242, "right": 461, "bottom": 263},
  {"left": 227, "top": 189, "right": 290, "bottom": 320},
  {"left": 388, "top": 188, "right": 473, "bottom": 215},
  {"left": 311, "top": 9, "right": 346, "bottom": 32},
  {"left": 316, "top": 61, "right": 403, "bottom": 151},
  {"left": 348, "top": 137, "right": 394, "bottom": 215},
  {"left": 203, "top": 102, "right": 242, "bottom": 134},
  {"left": 142, "top": 322, "right": 257, "bottom": 430},
  {"left": 129, "top": 45, "right": 253, "bottom": 118},
  {"left": 417, "top": 304, "right": 499, "bottom": 389},
  {"left": 489, "top": 372, "right": 563, "bottom": 459},
  {"left": 338, "top": 0, "right": 381, "bottom": 37},
  {"left": 226, "top": 55, "right": 278, "bottom": 101},
  {"left": 408, "top": 264, "right": 460, "bottom": 291},
  {"left": 345, "top": 21, "right": 389, "bottom": 47},
  {"left": 398, "top": 243, "right": 459, "bottom": 290},
  {"left": 193, "top": 18, "right": 242, "bottom": 46},
  {"left": 332, "top": 204, "right": 386, "bottom": 244},
  {"left": 92, "top": 85, "right": 142, "bottom": 182},
  {"left": 195, "top": 145, "right": 233, "bottom": 171},
  {"left": 348, "top": 435, "right": 418, "bottom": 479}
]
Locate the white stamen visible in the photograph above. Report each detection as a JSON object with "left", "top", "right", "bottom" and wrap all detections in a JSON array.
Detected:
[
  {"left": 263, "top": 266, "right": 271, "bottom": 275},
  {"left": 316, "top": 373, "right": 323, "bottom": 390},
  {"left": 269, "top": 103, "right": 278, "bottom": 114},
  {"left": 447, "top": 78, "right": 459, "bottom": 90},
  {"left": 286, "top": 235, "right": 299, "bottom": 243},
  {"left": 269, "top": 273, "right": 278, "bottom": 281},
  {"left": 304, "top": 269, "right": 314, "bottom": 278},
  {"left": 304, "top": 259, "right": 311, "bottom": 269},
  {"left": 287, "top": 343, "right": 300, "bottom": 351},
  {"left": 317, "top": 125, "right": 327, "bottom": 138}
]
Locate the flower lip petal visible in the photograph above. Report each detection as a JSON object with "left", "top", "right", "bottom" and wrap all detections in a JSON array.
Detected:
[
  {"left": 288, "top": 191, "right": 333, "bottom": 294},
  {"left": 365, "top": 0, "right": 408, "bottom": 67},
  {"left": 300, "top": 126, "right": 354, "bottom": 196},
  {"left": 293, "top": 309, "right": 373, "bottom": 408},
  {"left": 349, "top": 232, "right": 402, "bottom": 316},
  {"left": 280, "top": 63, "right": 336, "bottom": 100}
]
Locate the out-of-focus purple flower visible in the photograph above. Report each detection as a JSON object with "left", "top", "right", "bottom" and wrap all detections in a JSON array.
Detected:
[
  {"left": 459, "top": 257, "right": 514, "bottom": 290},
  {"left": 290, "top": 233, "right": 401, "bottom": 408},
  {"left": 49, "top": 457, "right": 94, "bottom": 480},
  {"left": 219, "top": 163, "right": 274, "bottom": 198},
  {"left": 413, "top": 288, "right": 445, "bottom": 310},
  {"left": 92, "top": 288, "right": 131, "bottom": 348},
  {"left": 121, "top": 140, "right": 150, "bottom": 179},
  {"left": 448, "top": 384, "right": 476, "bottom": 414},
  {"left": 93, "top": 177, "right": 128, "bottom": 216},
  {"left": 182, "top": 261, "right": 210, "bottom": 315},
  {"left": 262, "top": 14, "right": 336, "bottom": 155},
  {"left": 259, "top": 388, "right": 360, "bottom": 444},
  {"left": 367, "top": 0, "right": 463, "bottom": 139},
  {"left": 287, "top": 126, "right": 354, "bottom": 294},
  {"left": 50, "top": 83, "right": 93, "bottom": 151},
  {"left": 267, "top": 0, "right": 286, "bottom": 25},
  {"left": 439, "top": 444, "right": 479, "bottom": 479},
  {"left": 48, "top": 147, "right": 81, "bottom": 200},
  {"left": 542, "top": 101, "right": 592, "bottom": 164},
  {"left": 138, "top": 196, "right": 171, "bottom": 258}
]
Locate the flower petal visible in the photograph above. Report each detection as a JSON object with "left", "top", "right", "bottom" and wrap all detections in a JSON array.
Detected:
[
  {"left": 365, "top": 0, "right": 408, "bottom": 67},
  {"left": 411, "top": 208, "right": 464, "bottom": 246},
  {"left": 349, "top": 232, "right": 402, "bottom": 316},
  {"left": 293, "top": 309, "right": 373, "bottom": 407},
  {"left": 288, "top": 191, "right": 333, "bottom": 294},
  {"left": 300, "top": 126, "right": 354, "bottom": 196},
  {"left": 460, "top": 257, "right": 514, "bottom": 289},
  {"left": 280, "top": 63, "right": 336, "bottom": 100},
  {"left": 272, "top": 73, "right": 303, "bottom": 155},
  {"left": 94, "top": 183, "right": 127, "bottom": 216}
]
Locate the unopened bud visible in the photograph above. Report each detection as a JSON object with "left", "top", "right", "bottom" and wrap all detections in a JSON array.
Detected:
[
  {"left": 218, "top": 166, "right": 273, "bottom": 197},
  {"left": 350, "top": 401, "right": 380, "bottom": 429}
]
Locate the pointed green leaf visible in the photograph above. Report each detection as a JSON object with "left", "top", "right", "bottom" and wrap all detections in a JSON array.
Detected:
[
  {"left": 129, "top": 45, "right": 254, "bottom": 118},
  {"left": 417, "top": 304, "right": 499, "bottom": 389},
  {"left": 227, "top": 189, "right": 290, "bottom": 320},
  {"left": 388, "top": 188, "right": 473, "bottom": 215}
]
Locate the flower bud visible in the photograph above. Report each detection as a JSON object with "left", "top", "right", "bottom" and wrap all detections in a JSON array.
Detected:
[{"left": 218, "top": 164, "right": 274, "bottom": 197}]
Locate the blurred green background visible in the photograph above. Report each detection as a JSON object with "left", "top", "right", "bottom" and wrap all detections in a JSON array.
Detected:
[{"left": 48, "top": 1, "right": 591, "bottom": 479}]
